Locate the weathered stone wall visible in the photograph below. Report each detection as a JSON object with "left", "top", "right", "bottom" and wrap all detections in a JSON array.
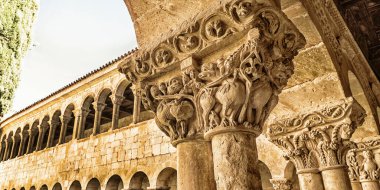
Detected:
[
  {"left": 0, "top": 120, "right": 177, "bottom": 190},
  {"left": 0, "top": 0, "right": 38, "bottom": 116}
]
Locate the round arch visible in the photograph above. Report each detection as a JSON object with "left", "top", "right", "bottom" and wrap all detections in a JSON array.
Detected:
[
  {"left": 39, "top": 185, "right": 48, "bottom": 190},
  {"left": 52, "top": 183, "right": 62, "bottom": 190},
  {"left": 155, "top": 167, "right": 177, "bottom": 190},
  {"left": 348, "top": 71, "right": 379, "bottom": 137},
  {"left": 106, "top": 175, "right": 124, "bottom": 190},
  {"left": 81, "top": 95, "right": 95, "bottom": 139},
  {"left": 69, "top": 181, "right": 81, "bottom": 190},
  {"left": 258, "top": 161, "right": 273, "bottom": 190},
  {"left": 61, "top": 103, "right": 75, "bottom": 144},
  {"left": 129, "top": 171, "right": 150, "bottom": 190},
  {"left": 86, "top": 178, "right": 101, "bottom": 190},
  {"left": 283, "top": 161, "right": 300, "bottom": 190}
]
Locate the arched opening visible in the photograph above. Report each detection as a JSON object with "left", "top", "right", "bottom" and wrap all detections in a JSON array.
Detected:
[
  {"left": 30, "top": 186, "right": 36, "bottom": 190},
  {"left": 156, "top": 167, "right": 177, "bottom": 190},
  {"left": 284, "top": 162, "right": 300, "bottom": 190},
  {"left": 129, "top": 172, "right": 150, "bottom": 190},
  {"left": 40, "top": 116, "right": 51, "bottom": 150},
  {"left": 82, "top": 96, "right": 95, "bottom": 139},
  {"left": 5, "top": 132, "right": 14, "bottom": 160},
  {"left": 11, "top": 128, "right": 22, "bottom": 159},
  {"left": 86, "top": 178, "right": 101, "bottom": 190},
  {"left": 0, "top": 135, "right": 7, "bottom": 161},
  {"left": 50, "top": 110, "right": 62, "bottom": 147},
  {"left": 114, "top": 81, "right": 134, "bottom": 128},
  {"left": 62, "top": 104, "right": 75, "bottom": 143},
  {"left": 106, "top": 175, "right": 124, "bottom": 190},
  {"left": 52, "top": 183, "right": 62, "bottom": 190},
  {"left": 97, "top": 88, "right": 113, "bottom": 133},
  {"left": 258, "top": 161, "right": 273, "bottom": 190},
  {"left": 21, "top": 187, "right": 26, "bottom": 190},
  {"left": 29, "top": 121, "right": 39, "bottom": 153},
  {"left": 69, "top": 181, "right": 81, "bottom": 190},
  {"left": 39, "top": 185, "right": 48, "bottom": 190},
  {"left": 348, "top": 71, "right": 379, "bottom": 138},
  {"left": 20, "top": 125, "right": 30, "bottom": 156}
]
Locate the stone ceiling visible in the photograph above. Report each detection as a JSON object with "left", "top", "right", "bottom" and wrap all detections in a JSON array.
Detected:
[{"left": 334, "top": 0, "right": 380, "bottom": 79}]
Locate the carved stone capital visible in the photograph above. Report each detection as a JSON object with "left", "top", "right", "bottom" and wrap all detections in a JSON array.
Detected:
[
  {"left": 59, "top": 115, "right": 72, "bottom": 125},
  {"left": 120, "top": 0, "right": 305, "bottom": 144},
  {"left": 92, "top": 102, "right": 106, "bottom": 112},
  {"left": 269, "top": 179, "right": 292, "bottom": 190},
  {"left": 110, "top": 95, "right": 125, "bottom": 106},
  {"left": 268, "top": 97, "right": 366, "bottom": 169},
  {"left": 346, "top": 137, "right": 380, "bottom": 182}
]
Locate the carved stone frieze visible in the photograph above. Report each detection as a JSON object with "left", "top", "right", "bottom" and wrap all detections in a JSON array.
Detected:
[
  {"left": 120, "top": 0, "right": 306, "bottom": 143},
  {"left": 268, "top": 98, "right": 366, "bottom": 169}
]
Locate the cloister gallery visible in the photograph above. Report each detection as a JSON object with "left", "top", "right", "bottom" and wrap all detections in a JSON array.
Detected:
[{"left": 1, "top": 0, "right": 380, "bottom": 189}]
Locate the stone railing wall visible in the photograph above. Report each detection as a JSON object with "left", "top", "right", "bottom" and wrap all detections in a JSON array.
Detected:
[{"left": 0, "top": 120, "right": 176, "bottom": 190}]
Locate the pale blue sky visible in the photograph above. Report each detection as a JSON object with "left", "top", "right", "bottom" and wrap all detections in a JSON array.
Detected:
[{"left": 10, "top": 0, "right": 137, "bottom": 114}]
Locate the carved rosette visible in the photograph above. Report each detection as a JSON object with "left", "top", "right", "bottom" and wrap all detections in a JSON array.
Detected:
[
  {"left": 268, "top": 98, "right": 366, "bottom": 170},
  {"left": 119, "top": 0, "right": 306, "bottom": 144}
]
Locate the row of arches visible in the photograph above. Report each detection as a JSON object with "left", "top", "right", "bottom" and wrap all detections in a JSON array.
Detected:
[
  {"left": 0, "top": 80, "right": 149, "bottom": 162},
  {"left": 7, "top": 168, "right": 177, "bottom": 190}
]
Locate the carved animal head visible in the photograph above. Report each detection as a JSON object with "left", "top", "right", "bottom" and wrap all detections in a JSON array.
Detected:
[
  {"left": 268, "top": 60, "right": 294, "bottom": 90},
  {"left": 199, "top": 63, "right": 218, "bottom": 81},
  {"left": 167, "top": 77, "right": 183, "bottom": 95}
]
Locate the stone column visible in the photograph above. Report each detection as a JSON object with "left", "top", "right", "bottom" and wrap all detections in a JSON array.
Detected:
[
  {"left": 351, "top": 181, "right": 363, "bottom": 190},
  {"left": 26, "top": 129, "right": 33, "bottom": 154},
  {"left": 36, "top": 123, "right": 48, "bottom": 151},
  {"left": 205, "top": 129, "right": 261, "bottom": 189},
  {"left": 17, "top": 134, "right": 26, "bottom": 156},
  {"left": 270, "top": 178, "right": 292, "bottom": 190},
  {"left": 110, "top": 95, "right": 124, "bottom": 130},
  {"left": 2, "top": 141, "right": 8, "bottom": 161},
  {"left": 9, "top": 136, "right": 16, "bottom": 159},
  {"left": 58, "top": 115, "right": 71, "bottom": 144},
  {"left": 47, "top": 121, "right": 59, "bottom": 147},
  {"left": 131, "top": 85, "right": 141, "bottom": 124},
  {"left": 268, "top": 98, "right": 366, "bottom": 190},
  {"left": 92, "top": 102, "right": 106, "bottom": 135},
  {"left": 320, "top": 165, "right": 352, "bottom": 190},
  {"left": 176, "top": 139, "right": 216, "bottom": 190},
  {"left": 297, "top": 169, "right": 324, "bottom": 190},
  {"left": 73, "top": 107, "right": 89, "bottom": 139}
]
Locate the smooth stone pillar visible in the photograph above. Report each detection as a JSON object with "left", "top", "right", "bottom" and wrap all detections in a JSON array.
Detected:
[
  {"left": 351, "top": 181, "right": 363, "bottom": 190},
  {"left": 205, "top": 128, "right": 261, "bottom": 190},
  {"left": 297, "top": 169, "right": 324, "bottom": 190},
  {"left": 111, "top": 95, "right": 124, "bottom": 130},
  {"left": 92, "top": 102, "right": 106, "bottom": 135},
  {"left": 361, "top": 180, "right": 380, "bottom": 190},
  {"left": 175, "top": 139, "right": 216, "bottom": 190},
  {"left": 321, "top": 165, "right": 352, "bottom": 190}
]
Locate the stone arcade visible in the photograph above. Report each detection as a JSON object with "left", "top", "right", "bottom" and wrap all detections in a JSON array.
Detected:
[{"left": 1, "top": 0, "right": 380, "bottom": 190}]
